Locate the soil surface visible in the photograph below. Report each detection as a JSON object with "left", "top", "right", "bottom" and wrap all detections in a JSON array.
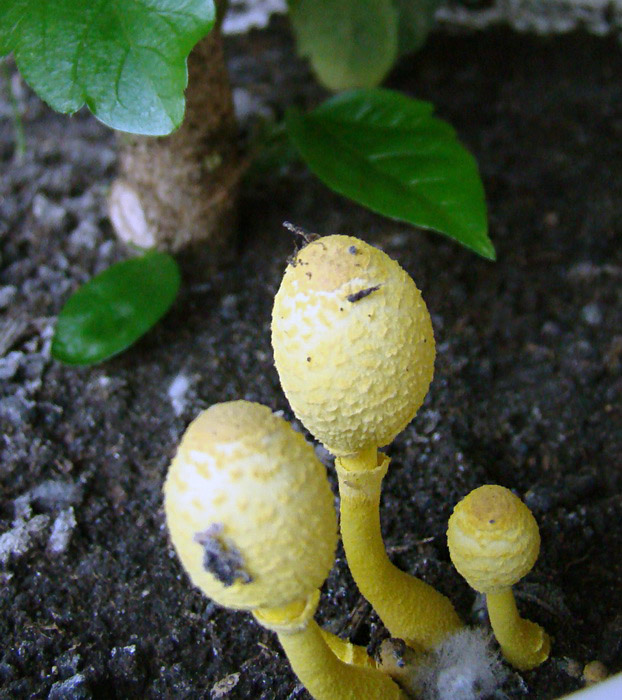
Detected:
[{"left": 1, "top": 20, "right": 621, "bottom": 700}]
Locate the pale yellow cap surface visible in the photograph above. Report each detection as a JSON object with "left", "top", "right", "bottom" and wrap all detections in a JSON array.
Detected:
[
  {"left": 164, "top": 401, "right": 337, "bottom": 610},
  {"left": 447, "top": 485, "right": 541, "bottom": 593},
  {"left": 271, "top": 235, "right": 435, "bottom": 456}
]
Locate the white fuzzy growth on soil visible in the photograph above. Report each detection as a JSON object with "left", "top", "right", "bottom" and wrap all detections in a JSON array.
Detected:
[{"left": 415, "top": 628, "right": 507, "bottom": 700}]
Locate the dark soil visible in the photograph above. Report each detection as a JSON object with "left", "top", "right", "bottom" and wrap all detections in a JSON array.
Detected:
[{"left": 1, "top": 20, "right": 621, "bottom": 700}]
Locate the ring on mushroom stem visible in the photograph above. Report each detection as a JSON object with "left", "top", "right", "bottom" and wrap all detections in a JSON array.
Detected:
[
  {"left": 164, "top": 401, "right": 406, "bottom": 700},
  {"left": 271, "top": 234, "right": 462, "bottom": 651},
  {"left": 447, "top": 484, "right": 551, "bottom": 671}
]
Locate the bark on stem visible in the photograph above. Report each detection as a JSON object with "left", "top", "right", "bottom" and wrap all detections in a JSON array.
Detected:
[{"left": 109, "top": 1, "right": 243, "bottom": 272}]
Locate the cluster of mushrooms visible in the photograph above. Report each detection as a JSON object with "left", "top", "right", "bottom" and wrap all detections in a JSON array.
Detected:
[{"left": 164, "top": 234, "right": 550, "bottom": 699}]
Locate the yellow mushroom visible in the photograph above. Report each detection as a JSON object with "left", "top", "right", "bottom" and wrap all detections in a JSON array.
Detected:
[
  {"left": 272, "top": 234, "right": 462, "bottom": 651},
  {"left": 447, "top": 484, "right": 551, "bottom": 670},
  {"left": 164, "top": 400, "right": 406, "bottom": 700}
]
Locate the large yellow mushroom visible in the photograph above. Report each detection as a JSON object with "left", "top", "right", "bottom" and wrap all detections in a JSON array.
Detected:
[
  {"left": 271, "top": 234, "right": 462, "bottom": 651},
  {"left": 447, "top": 485, "right": 551, "bottom": 670},
  {"left": 164, "top": 400, "right": 406, "bottom": 700}
]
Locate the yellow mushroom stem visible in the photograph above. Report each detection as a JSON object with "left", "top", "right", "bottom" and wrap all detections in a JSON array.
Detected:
[
  {"left": 486, "top": 587, "right": 551, "bottom": 671},
  {"left": 254, "top": 591, "right": 406, "bottom": 700},
  {"left": 319, "top": 629, "right": 379, "bottom": 669},
  {"left": 336, "top": 447, "right": 462, "bottom": 652}
]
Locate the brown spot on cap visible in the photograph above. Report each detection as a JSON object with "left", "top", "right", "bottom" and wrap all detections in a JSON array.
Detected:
[{"left": 194, "top": 524, "right": 252, "bottom": 587}]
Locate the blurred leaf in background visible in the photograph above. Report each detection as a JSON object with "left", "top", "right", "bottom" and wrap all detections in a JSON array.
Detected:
[
  {"left": 287, "top": 0, "right": 399, "bottom": 91},
  {"left": 394, "top": 0, "right": 442, "bottom": 55}
]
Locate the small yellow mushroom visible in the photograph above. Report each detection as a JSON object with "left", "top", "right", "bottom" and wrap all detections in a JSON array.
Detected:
[
  {"left": 447, "top": 485, "right": 551, "bottom": 671},
  {"left": 164, "top": 401, "right": 405, "bottom": 700},
  {"left": 272, "top": 234, "right": 462, "bottom": 651}
]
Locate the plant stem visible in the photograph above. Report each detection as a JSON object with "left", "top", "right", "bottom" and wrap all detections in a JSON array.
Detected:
[{"left": 109, "top": 0, "right": 244, "bottom": 271}]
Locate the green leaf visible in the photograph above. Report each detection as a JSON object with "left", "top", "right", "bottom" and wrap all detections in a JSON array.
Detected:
[
  {"left": 286, "top": 89, "right": 494, "bottom": 259},
  {"left": 0, "top": 0, "right": 215, "bottom": 135},
  {"left": 287, "top": 0, "right": 398, "bottom": 91},
  {"left": 52, "top": 251, "right": 181, "bottom": 365},
  {"left": 394, "top": 0, "right": 441, "bottom": 55}
]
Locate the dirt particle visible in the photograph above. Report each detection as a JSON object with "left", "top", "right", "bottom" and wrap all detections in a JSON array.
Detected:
[
  {"left": 282, "top": 221, "right": 320, "bottom": 257},
  {"left": 604, "top": 336, "right": 622, "bottom": 373},
  {"left": 563, "top": 659, "right": 583, "bottom": 678},
  {"left": 347, "top": 285, "right": 381, "bottom": 303},
  {"left": 583, "top": 661, "right": 608, "bottom": 685},
  {"left": 544, "top": 211, "right": 560, "bottom": 227},
  {"left": 211, "top": 672, "right": 240, "bottom": 698}
]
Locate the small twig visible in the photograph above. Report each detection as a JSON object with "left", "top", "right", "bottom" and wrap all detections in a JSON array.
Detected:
[
  {"left": 1, "top": 58, "right": 26, "bottom": 163},
  {"left": 239, "top": 648, "right": 274, "bottom": 672},
  {"left": 386, "top": 535, "right": 435, "bottom": 555},
  {"left": 516, "top": 588, "right": 573, "bottom": 620},
  {"left": 563, "top": 552, "right": 591, "bottom": 572},
  {"left": 337, "top": 595, "right": 372, "bottom": 642}
]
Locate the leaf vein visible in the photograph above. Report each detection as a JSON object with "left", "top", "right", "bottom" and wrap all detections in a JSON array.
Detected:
[{"left": 312, "top": 118, "right": 459, "bottom": 231}]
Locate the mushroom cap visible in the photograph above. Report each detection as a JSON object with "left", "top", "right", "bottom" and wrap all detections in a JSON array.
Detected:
[
  {"left": 164, "top": 401, "right": 337, "bottom": 610},
  {"left": 271, "top": 235, "right": 435, "bottom": 456},
  {"left": 447, "top": 485, "right": 541, "bottom": 593}
]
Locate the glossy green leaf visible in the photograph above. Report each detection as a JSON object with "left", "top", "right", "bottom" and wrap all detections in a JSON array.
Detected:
[
  {"left": 394, "top": 0, "right": 441, "bottom": 55},
  {"left": 287, "top": 89, "right": 494, "bottom": 259},
  {"left": 287, "top": 0, "right": 398, "bottom": 91},
  {"left": 52, "top": 251, "right": 180, "bottom": 365},
  {"left": 0, "top": 0, "right": 215, "bottom": 135}
]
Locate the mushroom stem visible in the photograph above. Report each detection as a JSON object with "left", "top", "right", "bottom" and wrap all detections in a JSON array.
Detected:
[
  {"left": 339, "top": 444, "right": 378, "bottom": 472},
  {"left": 336, "top": 450, "right": 462, "bottom": 652},
  {"left": 319, "top": 629, "right": 379, "bottom": 669},
  {"left": 486, "top": 588, "right": 551, "bottom": 671},
  {"left": 254, "top": 592, "right": 407, "bottom": 700}
]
